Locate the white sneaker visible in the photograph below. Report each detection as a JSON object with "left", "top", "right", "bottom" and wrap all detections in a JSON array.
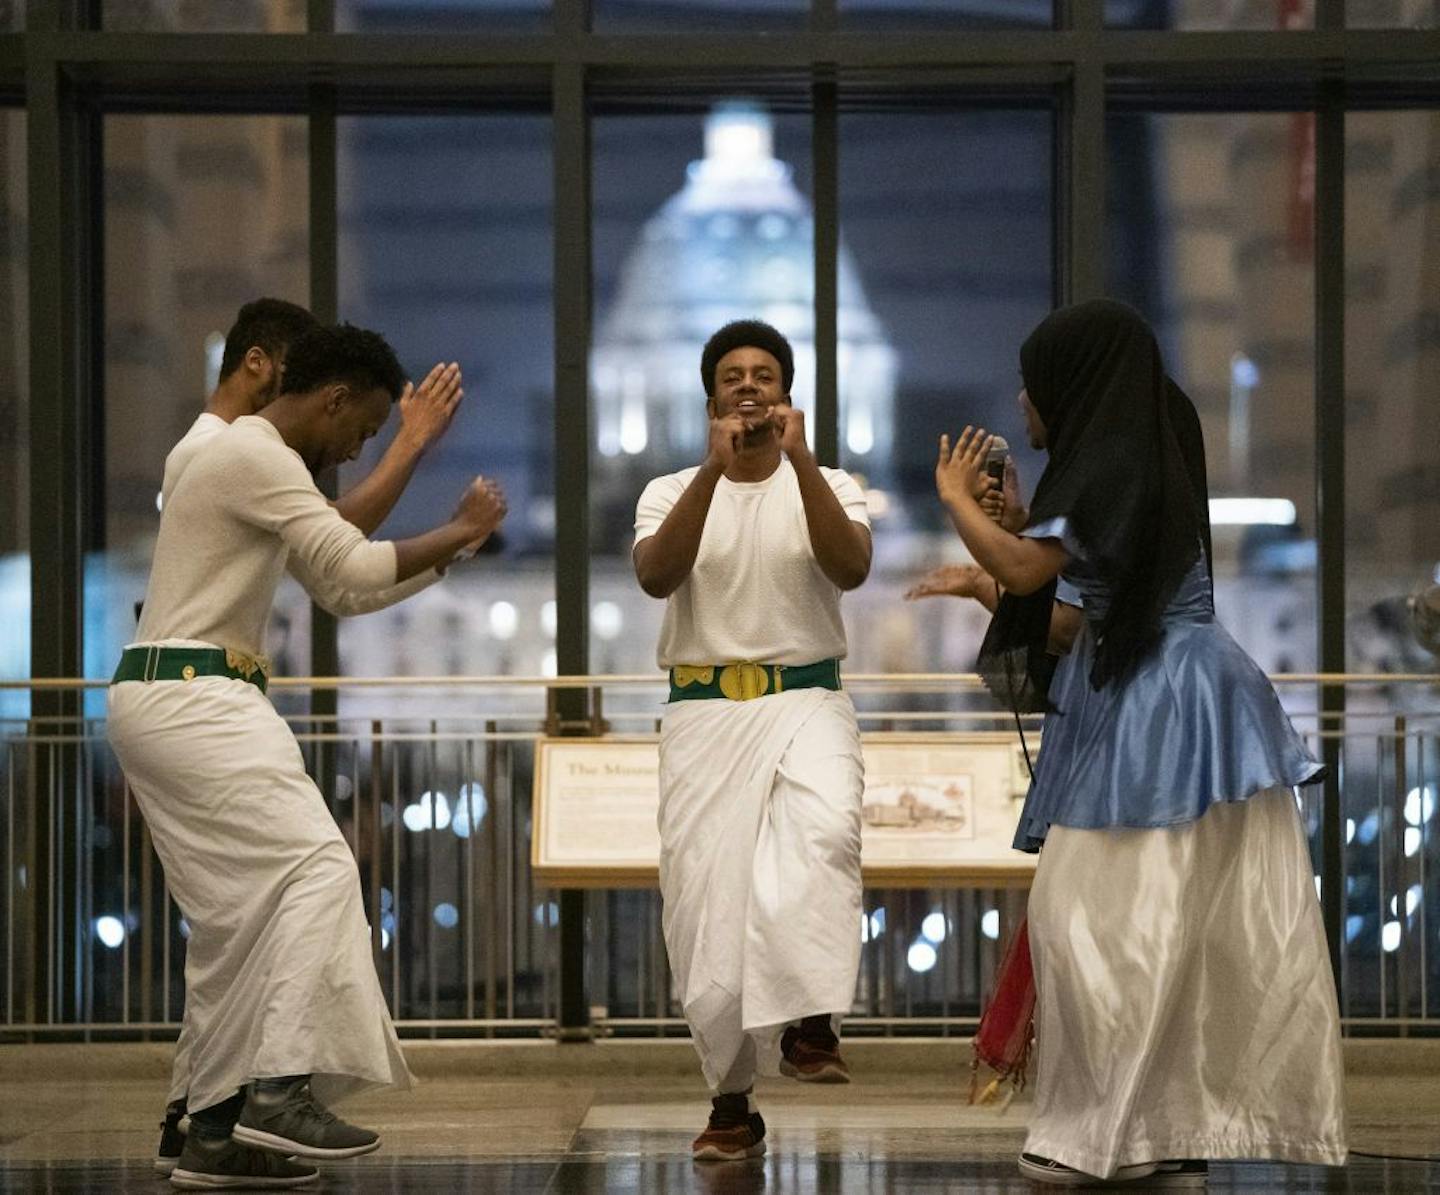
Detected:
[{"left": 1018, "top": 1152, "right": 1159, "bottom": 1186}]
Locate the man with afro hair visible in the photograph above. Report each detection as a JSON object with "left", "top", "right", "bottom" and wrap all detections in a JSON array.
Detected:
[{"left": 634, "top": 319, "right": 872, "bottom": 1162}]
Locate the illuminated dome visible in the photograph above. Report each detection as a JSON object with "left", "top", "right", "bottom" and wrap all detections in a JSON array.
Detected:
[{"left": 592, "top": 102, "right": 897, "bottom": 469}]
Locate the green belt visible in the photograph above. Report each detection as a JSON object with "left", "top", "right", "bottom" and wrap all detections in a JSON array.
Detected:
[
  {"left": 667, "top": 658, "right": 841, "bottom": 704},
  {"left": 112, "top": 646, "right": 270, "bottom": 694}
]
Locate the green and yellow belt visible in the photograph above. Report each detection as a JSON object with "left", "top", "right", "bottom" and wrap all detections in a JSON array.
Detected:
[
  {"left": 667, "top": 658, "right": 841, "bottom": 704},
  {"left": 112, "top": 645, "right": 271, "bottom": 694}
]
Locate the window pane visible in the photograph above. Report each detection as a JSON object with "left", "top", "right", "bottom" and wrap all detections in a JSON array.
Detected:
[
  {"left": 838, "top": 109, "right": 1053, "bottom": 679},
  {"left": 0, "top": 110, "right": 25, "bottom": 713},
  {"left": 95, "top": 115, "right": 309, "bottom": 699},
  {"left": 337, "top": 0, "right": 549, "bottom": 33},
  {"left": 592, "top": 0, "right": 806, "bottom": 32},
  {"left": 334, "top": 115, "right": 554, "bottom": 1021},
  {"left": 1106, "top": 0, "right": 1312, "bottom": 29},
  {"left": 103, "top": 0, "right": 305, "bottom": 31},
  {"left": 1346, "top": 0, "right": 1440, "bottom": 27},
  {"left": 590, "top": 102, "right": 812, "bottom": 675},
  {"left": 1, "top": 1, "right": 20, "bottom": 30},
  {"left": 1107, "top": 112, "right": 1317, "bottom": 674},
  {"left": 335, "top": 114, "right": 554, "bottom": 701},
  {"left": 1342, "top": 109, "right": 1440, "bottom": 1018},
  {"left": 1345, "top": 110, "right": 1440, "bottom": 670},
  {"left": 840, "top": 0, "right": 1052, "bottom": 29}
]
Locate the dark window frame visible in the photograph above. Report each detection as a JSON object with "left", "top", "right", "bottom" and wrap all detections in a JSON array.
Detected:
[{"left": 14, "top": 0, "right": 1440, "bottom": 1023}]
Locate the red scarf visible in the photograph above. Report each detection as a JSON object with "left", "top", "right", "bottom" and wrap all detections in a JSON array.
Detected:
[{"left": 970, "top": 917, "right": 1035, "bottom": 1104}]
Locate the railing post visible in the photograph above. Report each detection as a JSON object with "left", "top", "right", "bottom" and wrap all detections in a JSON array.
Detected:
[{"left": 1394, "top": 715, "right": 1409, "bottom": 1031}]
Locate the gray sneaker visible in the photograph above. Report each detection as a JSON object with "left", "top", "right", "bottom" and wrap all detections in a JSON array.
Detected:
[
  {"left": 231, "top": 1079, "right": 381, "bottom": 1160},
  {"left": 169, "top": 1135, "right": 317, "bottom": 1190}
]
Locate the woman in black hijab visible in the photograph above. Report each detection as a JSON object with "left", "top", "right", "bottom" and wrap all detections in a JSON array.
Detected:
[{"left": 933, "top": 300, "right": 1345, "bottom": 1186}]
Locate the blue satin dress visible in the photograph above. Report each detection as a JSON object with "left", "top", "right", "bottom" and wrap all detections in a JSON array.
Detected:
[{"left": 1013, "top": 517, "right": 1324, "bottom": 853}]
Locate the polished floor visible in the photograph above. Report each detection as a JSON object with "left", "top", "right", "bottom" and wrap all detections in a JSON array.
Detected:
[{"left": 2, "top": 1041, "right": 1438, "bottom": 1192}]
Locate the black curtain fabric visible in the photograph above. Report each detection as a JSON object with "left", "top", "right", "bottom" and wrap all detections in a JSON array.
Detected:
[{"left": 977, "top": 300, "right": 1213, "bottom": 712}]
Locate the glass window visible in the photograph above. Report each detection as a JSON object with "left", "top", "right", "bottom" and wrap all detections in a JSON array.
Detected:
[
  {"left": 337, "top": 0, "right": 549, "bottom": 33},
  {"left": 1347, "top": 0, "right": 1440, "bottom": 27},
  {"left": 1107, "top": 111, "right": 1317, "bottom": 674},
  {"left": 590, "top": 101, "right": 813, "bottom": 677},
  {"left": 1, "top": 1, "right": 19, "bottom": 30},
  {"left": 1344, "top": 109, "right": 1440, "bottom": 672},
  {"left": 0, "top": 110, "right": 25, "bottom": 716},
  {"left": 335, "top": 114, "right": 554, "bottom": 708},
  {"left": 840, "top": 0, "right": 1053, "bottom": 29},
  {"left": 333, "top": 115, "right": 555, "bottom": 1020},
  {"left": 103, "top": 0, "right": 306, "bottom": 31},
  {"left": 94, "top": 115, "right": 309, "bottom": 697},
  {"left": 1106, "top": 0, "right": 1312, "bottom": 29},
  {"left": 839, "top": 108, "right": 1054, "bottom": 680},
  {"left": 592, "top": 0, "right": 806, "bottom": 33},
  {"left": 1341, "top": 110, "right": 1440, "bottom": 1017}
]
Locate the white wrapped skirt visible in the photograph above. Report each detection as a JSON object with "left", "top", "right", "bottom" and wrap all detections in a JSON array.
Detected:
[
  {"left": 1025, "top": 787, "right": 1347, "bottom": 1176},
  {"left": 108, "top": 671, "right": 412, "bottom": 1112},
  {"left": 658, "top": 688, "right": 864, "bottom": 1089}
]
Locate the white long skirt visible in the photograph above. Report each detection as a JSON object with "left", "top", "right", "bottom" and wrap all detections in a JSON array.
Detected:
[
  {"left": 658, "top": 688, "right": 864, "bottom": 1090},
  {"left": 108, "top": 674, "right": 412, "bottom": 1113},
  {"left": 1025, "top": 787, "right": 1348, "bottom": 1177}
]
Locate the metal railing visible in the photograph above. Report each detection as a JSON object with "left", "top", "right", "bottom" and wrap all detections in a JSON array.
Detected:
[{"left": 1, "top": 674, "right": 1437, "bottom": 1040}]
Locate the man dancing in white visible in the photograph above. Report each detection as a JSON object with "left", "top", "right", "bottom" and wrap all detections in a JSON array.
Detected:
[
  {"left": 150, "top": 298, "right": 471, "bottom": 1176},
  {"left": 109, "top": 323, "right": 506, "bottom": 1190},
  {"left": 633, "top": 320, "right": 872, "bottom": 1162},
  {"left": 162, "top": 297, "right": 466, "bottom": 557}
]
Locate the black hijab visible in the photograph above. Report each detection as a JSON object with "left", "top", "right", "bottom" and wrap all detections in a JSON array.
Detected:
[{"left": 976, "top": 300, "right": 1213, "bottom": 711}]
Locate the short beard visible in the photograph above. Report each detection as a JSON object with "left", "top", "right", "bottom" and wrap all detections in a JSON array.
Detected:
[{"left": 252, "top": 381, "right": 283, "bottom": 415}]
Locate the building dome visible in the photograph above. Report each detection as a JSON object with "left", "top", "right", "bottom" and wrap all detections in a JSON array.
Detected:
[{"left": 592, "top": 101, "right": 896, "bottom": 469}]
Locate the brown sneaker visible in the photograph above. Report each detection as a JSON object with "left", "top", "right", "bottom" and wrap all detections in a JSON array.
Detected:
[
  {"left": 691, "top": 1093, "right": 766, "bottom": 1162},
  {"left": 780, "top": 1017, "right": 851, "bottom": 1083}
]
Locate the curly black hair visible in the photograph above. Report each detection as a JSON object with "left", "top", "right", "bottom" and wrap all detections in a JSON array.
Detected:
[
  {"left": 700, "top": 319, "right": 795, "bottom": 396},
  {"left": 278, "top": 322, "right": 405, "bottom": 402},
  {"left": 219, "top": 298, "right": 318, "bottom": 380}
]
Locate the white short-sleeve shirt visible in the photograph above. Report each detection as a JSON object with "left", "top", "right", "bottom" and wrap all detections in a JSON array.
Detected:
[{"left": 634, "top": 459, "right": 870, "bottom": 668}]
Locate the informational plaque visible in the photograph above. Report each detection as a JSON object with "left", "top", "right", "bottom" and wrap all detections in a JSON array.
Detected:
[
  {"left": 858, "top": 733, "right": 1036, "bottom": 886},
  {"left": 531, "top": 738, "right": 664, "bottom": 887},
  {"left": 532, "top": 733, "right": 1035, "bottom": 888}
]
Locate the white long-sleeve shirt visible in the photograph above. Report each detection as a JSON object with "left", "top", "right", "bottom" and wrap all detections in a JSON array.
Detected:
[
  {"left": 137, "top": 415, "right": 423, "bottom": 655},
  {"left": 159, "top": 412, "right": 439, "bottom": 621}
]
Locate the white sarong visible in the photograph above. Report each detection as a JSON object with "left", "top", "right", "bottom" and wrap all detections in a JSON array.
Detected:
[
  {"left": 658, "top": 688, "right": 864, "bottom": 1089},
  {"left": 1025, "top": 787, "right": 1348, "bottom": 1176},
  {"left": 108, "top": 671, "right": 412, "bottom": 1113}
]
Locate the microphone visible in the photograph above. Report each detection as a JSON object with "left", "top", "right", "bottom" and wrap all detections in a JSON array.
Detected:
[
  {"left": 984, "top": 436, "right": 1009, "bottom": 527},
  {"left": 985, "top": 435, "right": 1009, "bottom": 486}
]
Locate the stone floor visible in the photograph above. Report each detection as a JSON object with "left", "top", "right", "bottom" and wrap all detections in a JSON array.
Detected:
[{"left": 1, "top": 1040, "right": 1438, "bottom": 1192}]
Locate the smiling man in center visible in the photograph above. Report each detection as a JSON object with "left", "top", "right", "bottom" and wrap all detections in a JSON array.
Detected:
[{"left": 632, "top": 319, "right": 873, "bottom": 1162}]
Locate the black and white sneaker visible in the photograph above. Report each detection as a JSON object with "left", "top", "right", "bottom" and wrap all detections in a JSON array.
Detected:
[
  {"left": 231, "top": 1078, "right": 381, "bottom": 1160},
  {"left": 1152, "top": 1159, "right": 1209, "bottom": 1187},
  {"left": 154, "top": 1100, "right": 188, "bottom": 1175},
  {"left": 1018, "top": 1152, "right": 1159, "bottom": 1186},
  {"left": 169, "top": 1135, "right": 317, "bottom": 1190}
]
